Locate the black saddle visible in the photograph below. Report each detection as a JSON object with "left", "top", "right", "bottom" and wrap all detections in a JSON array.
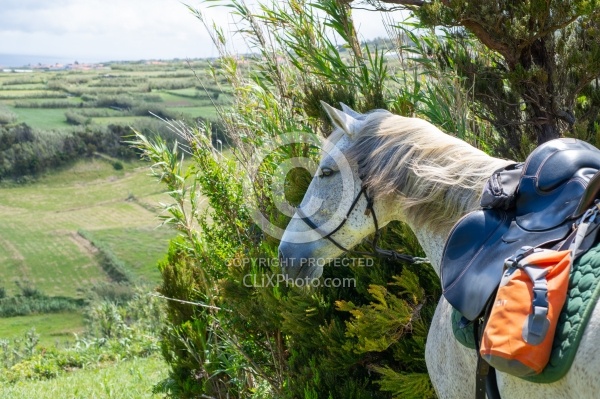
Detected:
[{"left": 442, "top": 138, "right": 600, "bottom": 321}]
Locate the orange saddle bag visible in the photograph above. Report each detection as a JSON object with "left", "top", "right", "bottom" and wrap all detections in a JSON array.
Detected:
[{"left": 480, "top": 247, "right": 571, "bottom": 377}]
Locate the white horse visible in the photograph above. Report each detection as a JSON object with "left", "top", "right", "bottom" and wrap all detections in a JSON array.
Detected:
[{"left": 278, "top": 102, "right": 600, "bottom": 398}]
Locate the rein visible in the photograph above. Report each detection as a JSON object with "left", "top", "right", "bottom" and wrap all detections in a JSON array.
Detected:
[{"left": 296, "top": 186, "right": 429, "bottom": 264}]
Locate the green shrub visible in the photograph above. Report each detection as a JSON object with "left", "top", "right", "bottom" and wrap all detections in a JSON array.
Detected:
[
  {"left": 94, "top": 94, "right": 137, "bottom": 110},
  {"left": 88, "top": 77, "right": 146, "bottom": 88},
  {"left": 14, "top": 100, "right": 75, "bottom": 109},
  {"left": 130, "top": 103, "right": 176, "bottom": 119},
  {"left": 64, "top": 111, "right": 91, "bottom": 126},
  {"left": 149, "top": 78, "right": 196, "bottom": 90},
  {"left": 0, "top": 283, "right": 85, "bottom": 318},
  {"left": 0, "top": 91, "right": 67, "bottom": 100},
  {"left": 0, "top": 287, "right": 164, "bottom": 384},
  {"left": 0, "top": 105, "right": 17, "bottom": 124},
  {"left": 15, "top": 280, "right": 42, "bottom": 298}
]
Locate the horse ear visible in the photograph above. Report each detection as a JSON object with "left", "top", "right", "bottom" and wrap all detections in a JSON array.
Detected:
[
  {"left": 339, "top": 102, "right": 362, "bottom": 119},
  {"left": 320, "top": 101, "right": 361, "bottom": 138}
]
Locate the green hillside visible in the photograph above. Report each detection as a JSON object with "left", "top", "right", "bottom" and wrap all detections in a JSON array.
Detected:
[
  {"left": 0, "top": 59, "right": 226, "bottom": 350},
  {"left": 0, "top": 58, "right": 230, "bottom": 397},
  {"left": 0, "top": 159, "right": 172, "bottom": 298}
]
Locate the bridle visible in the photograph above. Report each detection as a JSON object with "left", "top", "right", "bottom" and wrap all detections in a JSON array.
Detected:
[{"left": 295, "top": 185, "right": 429, "bottom": 264}]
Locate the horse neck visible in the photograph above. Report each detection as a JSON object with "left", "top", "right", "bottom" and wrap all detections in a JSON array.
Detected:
[
  {"left": 407, "top": 218, "right": 461, "bottom": 278},
  {"left": 395, "top": 158, "right": 509, "bottom": 277}
]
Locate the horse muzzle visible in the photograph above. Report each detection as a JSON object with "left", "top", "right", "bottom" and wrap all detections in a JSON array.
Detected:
[{"left": 278, "top": 241, "right": 324, "bottom": 280}]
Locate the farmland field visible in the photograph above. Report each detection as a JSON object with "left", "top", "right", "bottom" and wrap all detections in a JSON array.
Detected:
[
  {"left": 0, "top": 312, "right": 84, "bottom": 347},
  {"left": 0, "top": 59, "right": 225, "bottom": 346},
  {"left": 0, "top": 59, "right": 230, "bottom": 131},
  {"left": 0, "top": 159, "right": 173, "bottom": 298}
]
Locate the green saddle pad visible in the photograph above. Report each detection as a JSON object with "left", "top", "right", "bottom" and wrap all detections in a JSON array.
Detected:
[{"left": 452, "top": 241, "right": 600, "bottom": 383}]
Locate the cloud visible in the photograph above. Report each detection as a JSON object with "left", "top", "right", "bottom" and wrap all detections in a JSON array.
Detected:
[
  {"left": 0, "top": 0, "right": 223, "bottom": 59},
  {"left": 0, "top": 0, "right": 71, "bottom": 11},
  {"left": 0, "top": 0, "right": 402, "bottom": 61},
  {"left": 0, "top": 0, "right": 193, "bottom": 35}
]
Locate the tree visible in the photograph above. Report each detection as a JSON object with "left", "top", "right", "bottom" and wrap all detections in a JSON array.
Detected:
[{"left": 368, "top": 0, "right": 600, "bottom": 155}]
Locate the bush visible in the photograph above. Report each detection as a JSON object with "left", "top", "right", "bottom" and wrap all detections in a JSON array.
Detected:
[
  {"left": 149, "top": 78, "right": 196, "bottom": 90},
  {"left": 64, "top": 111, "right": 91, "bottom": 126},
  {"left": 130, "top": 103, "right": 176, "bottom": 119},
  {"left": 94, "top": 95, "right": 138, "bottom": 110},
  {"left": 140, "top": 94, "right": 164, "bottom": 103},
  {"left": 14, "top": 100, "right": 75, "bottom": 109},
  {"left": 0, "top": 287, "right": 165, "bottom": 384},
  {"left": 0, "top": 106, "right": 17, "bottom": 124},
  {"left": 15, "top": 280, "right": 41, "bottom": 298},
  {"left": 0, "top": 287, "right": 84, "bottom": 318}
]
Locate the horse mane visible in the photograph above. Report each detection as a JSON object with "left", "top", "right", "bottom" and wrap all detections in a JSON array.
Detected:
[{"left": 341, "top": 111, "right": 512, "bottom": 228}]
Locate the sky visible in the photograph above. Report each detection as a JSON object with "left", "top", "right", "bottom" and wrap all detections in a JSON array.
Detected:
[{"left": 0, "top": 0, "right": 405, "bottom": 63}]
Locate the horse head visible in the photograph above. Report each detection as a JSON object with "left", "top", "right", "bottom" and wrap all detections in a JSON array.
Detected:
[
  {"left": 278, "top": 102, "right": 400, "bottom": 280},
  {"left": 279, "top": 102, "right": 510, "bottom": 281}
]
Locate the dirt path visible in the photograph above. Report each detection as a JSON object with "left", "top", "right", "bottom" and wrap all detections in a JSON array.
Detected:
[{"left": 69, "top": 231, "right": 99, "bottom": 258}]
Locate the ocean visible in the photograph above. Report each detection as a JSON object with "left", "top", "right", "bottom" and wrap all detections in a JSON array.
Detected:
[{"left": 0, "top": 53, "right": 102, "bottom": 68}]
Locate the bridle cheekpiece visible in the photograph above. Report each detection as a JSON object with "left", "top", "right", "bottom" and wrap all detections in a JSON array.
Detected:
[{"left": 295, "top": 184, "right": 429, "bottom": 264}]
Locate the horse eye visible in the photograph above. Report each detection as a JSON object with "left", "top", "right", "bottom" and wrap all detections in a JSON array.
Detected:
[{"left": 319, "top": 167, "right": 334, "bottom": 177}]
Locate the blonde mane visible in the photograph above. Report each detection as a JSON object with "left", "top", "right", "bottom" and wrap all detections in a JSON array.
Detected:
[{"left": 343, "top": 111, "right": 513, "bottom": 228}]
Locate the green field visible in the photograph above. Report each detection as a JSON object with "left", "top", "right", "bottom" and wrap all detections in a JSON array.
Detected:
[
  {"left": 0, "top": 60, "right": 223, "bottom": 391},
  {"left": 0, "top": 355, "right": 167, "bottom": 399},
  {"left": 80, "top": 226, "right": 170, "bottom": 283},
  {"left": 10, "top": 107, "right": 71, "bottom": 129},
  {"left": 0, "top": 313, "right": 84, "bottom": 347},
  {"left": 0, "top": 159, "right": 172, "bottom": 298},
  {"left": 0, "top": 60, "right": 227, "bottom": 129}
]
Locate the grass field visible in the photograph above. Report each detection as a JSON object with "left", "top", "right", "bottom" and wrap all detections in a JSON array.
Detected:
[
  {"left": 0, "top": 355, "right": 167, "bottom": 399},
  {"left": 0, "top": 159, "right": 173, "bottom": 297},
  {"left": 10, "top": 107, "right": 72, "bottom": 129},
  {"left": 0, "top": 313, "right": 84, "bottom": 347},
  {"left": 0, "top": 60, "right": 221, "bottom": 385},
  {"left": 81, "top": 226, "right": 169, "bottom": 283},
  {"left": 0, "top": 60, "right": 226, "bottom": 129}
]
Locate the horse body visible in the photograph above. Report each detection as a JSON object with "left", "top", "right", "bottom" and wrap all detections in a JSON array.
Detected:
[
  {"left": 278, "top": 103, "right": 600, "bottom": 398},
  {"left": 412, "top": 219, "right": 600, "bottom": 399}
]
